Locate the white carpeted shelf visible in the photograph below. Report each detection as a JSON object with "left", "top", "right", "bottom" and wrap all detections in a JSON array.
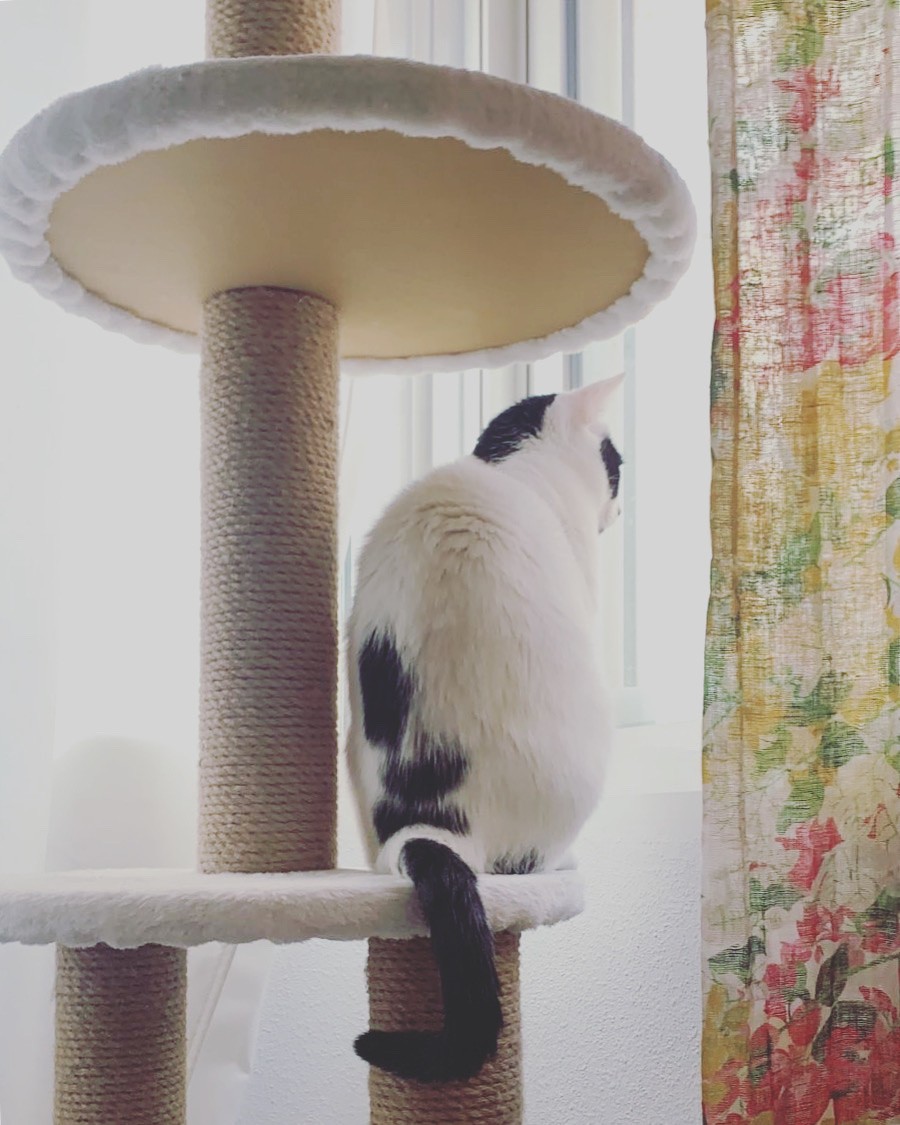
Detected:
[
  {"left": 0, "top": 867, "right": 584, "bottom": 948},
  {"left": 0, "top": 54, "right": 695, "bottom": 374}
]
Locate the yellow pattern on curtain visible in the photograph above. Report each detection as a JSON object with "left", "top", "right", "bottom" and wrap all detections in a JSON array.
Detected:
[{"left": 703, "top": 2, "right": 900, "bottom": 1123}]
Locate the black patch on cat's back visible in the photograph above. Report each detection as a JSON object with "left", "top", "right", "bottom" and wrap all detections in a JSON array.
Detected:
[
  {"left": 600, "top": 437, "right": 622, "bottom": 499},
  {"left": 492, "top": 849, "right": 542, "bottom": 875},
  {"left": 373, "top": 797, "right": 470, "bottom": 845},
  {"left": 358, "top": 630, "right": 414, "bottom": 753},
  {"left": 383, "top": 731, "right": 469, "bottom": 802},
  {"left": 374, "top": 729, "right": 470, "bottom": 846},
  {"left": 473, "top": 394, "right": 556, "bottom": 464}
]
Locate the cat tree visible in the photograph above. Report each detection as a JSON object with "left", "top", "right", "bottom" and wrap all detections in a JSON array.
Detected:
[{"left": 0, "top": 1, "right": 694, "bottom": 1122}]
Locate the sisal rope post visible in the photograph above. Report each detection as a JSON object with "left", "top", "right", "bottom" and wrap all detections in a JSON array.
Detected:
[
  {"left": 201, "top": 0, "right": 340, "bottom": 880},
  {"left": 367, "top": 932, "right": 524, "bottom": 1124},
  {"left": 54, "top": 944, "right": 187, "bottom": 1125},
  {"left": 207, "top": 0, "right": 339, "bottom": 57},
  {"left": 199, "top": 288, "right": 339, "bottom": 874},
  {"left": 203, "top": 5, "right": 526, "bottom": 1119}
]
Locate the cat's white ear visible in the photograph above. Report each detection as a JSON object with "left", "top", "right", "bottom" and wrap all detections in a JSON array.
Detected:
[{"left": 562, "top": 372, "right": 625, "bottom": 427}]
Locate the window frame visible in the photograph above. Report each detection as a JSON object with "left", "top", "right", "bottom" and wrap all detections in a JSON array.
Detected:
[{"left": 340, "top": 0, "right": 711, "bottom": 756}]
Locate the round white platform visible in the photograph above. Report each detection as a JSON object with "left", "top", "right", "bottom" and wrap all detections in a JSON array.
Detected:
[
  {"left": 0, "top": 55, "right": 695, "bottom": 374},
  {"left": 0, "top": 867, "right": 584, "bottom": 949}
]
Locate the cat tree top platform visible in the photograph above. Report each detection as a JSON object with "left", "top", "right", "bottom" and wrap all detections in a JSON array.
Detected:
[
  {"left": 0, "top": 54, "right": 695, "bottom": 375},
  {"left": 0, "top": 867, "right": 584, "bottom": 948}
]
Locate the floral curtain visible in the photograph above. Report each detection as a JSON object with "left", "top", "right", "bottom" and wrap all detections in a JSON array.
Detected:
[{"left": 703, "top": 2, "right": 900, "bottom": 1123}]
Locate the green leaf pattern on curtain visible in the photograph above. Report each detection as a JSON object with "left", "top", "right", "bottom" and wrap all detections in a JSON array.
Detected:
[{"left": 704, "top": 2, "right": 900, "bottom": 1122}]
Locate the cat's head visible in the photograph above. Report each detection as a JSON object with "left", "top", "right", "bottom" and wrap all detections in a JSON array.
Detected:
[{"left": 473, "top": 375, "right": 624, "bottom": 532}]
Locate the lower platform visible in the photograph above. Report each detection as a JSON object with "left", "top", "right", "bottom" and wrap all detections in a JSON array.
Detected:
[{"left": 0, "top": 867, "right": 583, "bottom": 948}]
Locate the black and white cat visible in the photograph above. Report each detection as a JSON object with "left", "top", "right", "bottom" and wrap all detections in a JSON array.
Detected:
[{"left": 346, "top": 376, "right": 623, "bottom": 1082}]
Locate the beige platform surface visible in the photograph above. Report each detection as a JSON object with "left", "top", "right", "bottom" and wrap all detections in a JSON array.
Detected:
[
  {"left": 0, "top": 55, "right": 695, "bottom": 373},
  {"left": 0, "top": 867, "right": 585, "bottom": 948}
]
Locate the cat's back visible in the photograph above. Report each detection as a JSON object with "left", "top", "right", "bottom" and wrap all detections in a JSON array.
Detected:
[
  {"left": 359, "top": 455, "right": 530, "bottom": 552},
  {"left": 347, "top": 438, "right": 611, "bottom": 874},
  {"left": 351, "top": 455, "right": 585, "bottom": 632}
]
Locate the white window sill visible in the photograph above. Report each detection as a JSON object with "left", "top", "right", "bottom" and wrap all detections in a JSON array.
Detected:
[{"left": 606, "top": 719, "right": 702, "bottom": 796}]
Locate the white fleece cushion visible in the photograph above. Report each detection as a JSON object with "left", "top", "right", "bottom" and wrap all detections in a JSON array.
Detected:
[
  {"left": 0, "top": 867, "right": 584, "bottom": 949},
  {"left": 0, "top": 54, "right": 695, "bottom": 374}
]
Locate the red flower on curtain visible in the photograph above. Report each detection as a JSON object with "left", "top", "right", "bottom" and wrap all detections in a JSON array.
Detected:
[{"left": 777, "top": 817, "right": 843, "bottom": 891}]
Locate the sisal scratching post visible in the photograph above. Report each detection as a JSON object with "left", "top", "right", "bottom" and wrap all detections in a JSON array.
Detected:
[
  {"left": 201, "top": 0, "right": 339, "bottom": 876},
  {"left": 207, "top": 0, "right": 339, "bottom": 57},
  {"left": 55, "top": 944, "right": 187, "bottom": 1125},
  {"left": 199, "top": 288, "right": 338, "bottom": 873},
  {"left": 203, "top": 1, "right": 520, "bottom": 1118},
  {"left": 368, "top": 933, "right": 524, "bottom": 1124}
]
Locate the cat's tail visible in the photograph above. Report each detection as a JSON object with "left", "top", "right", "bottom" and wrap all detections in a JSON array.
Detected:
[{"left": 354, "top": 834, "right": 502, "bottom": 1083}]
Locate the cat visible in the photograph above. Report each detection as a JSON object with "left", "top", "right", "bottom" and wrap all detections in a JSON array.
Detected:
[{"left": 346, "top": 375, "right": 623, "bottom": 1083}]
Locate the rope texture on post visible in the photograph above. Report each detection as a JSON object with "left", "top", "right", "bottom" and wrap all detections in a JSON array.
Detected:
[
  {"left": 207, "top": 0, "right": 339, "bottom": 57},
  {"left": 199, "top": 288, "right": 339, "bottom": 874},
  {"left": 367, "top": 931, "right": 524, "bottom": 1124},
  {"left": 54, "top": 944, "right": 187, "bottom": 1125}
]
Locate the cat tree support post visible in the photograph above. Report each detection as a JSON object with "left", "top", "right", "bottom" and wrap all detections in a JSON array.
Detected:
[
  {"left": 202, "top": 3, "right": 527, "bottom": 1122},
  {"left": 368, "top": 933, "right": 523, "bottom": 1124},
  {"left": 54, "top": 943, "right": 186, "bottom": 1124},
  {"left": 199, "top": 290, "right": 338, "bottom": 875},
  {"left": 203, "top": 6, "right": 523, "bottom": 1121},
  {"left": 200, "top": 0, "right": 339, "bottom": 868},
  {"left": 199, "top": 0, "right": 336, "bottom": 874}
]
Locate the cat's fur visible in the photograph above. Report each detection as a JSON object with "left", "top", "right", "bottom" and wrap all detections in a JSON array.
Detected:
[{"left": 346, "top": 376, "right": 623, "bottom": 1082}]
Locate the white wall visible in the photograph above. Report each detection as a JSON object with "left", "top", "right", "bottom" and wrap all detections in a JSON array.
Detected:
[{"left": 237, "top": 735, "right": 702, "bottom": 1125}]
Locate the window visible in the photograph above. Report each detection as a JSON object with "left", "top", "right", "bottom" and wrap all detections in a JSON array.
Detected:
[{"left": 340, "top": 1, "right": 712, "bottom": 760}]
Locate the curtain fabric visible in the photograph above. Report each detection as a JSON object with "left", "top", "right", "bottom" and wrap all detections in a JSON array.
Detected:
[{"left": 703, "top": 3, "right": 900, "bottom": 1123}]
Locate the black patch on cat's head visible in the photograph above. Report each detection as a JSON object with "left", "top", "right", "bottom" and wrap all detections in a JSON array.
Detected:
[
  {"left": 600, "top": 437, "right": 622, "bottom": 499},
  {"left": 358, "top": 630, "right": 414, "bottom": 753},
  {"left": 473, "top": 394, "right": 556, "bottom": 464}
]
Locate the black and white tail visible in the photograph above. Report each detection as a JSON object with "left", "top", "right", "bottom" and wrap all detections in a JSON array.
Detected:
[{"left": 354, "top": 838, "right": 502, "bottom": 1083}]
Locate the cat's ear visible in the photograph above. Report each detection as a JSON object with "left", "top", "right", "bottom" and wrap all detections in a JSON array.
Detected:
[{"left": 562, "top": 372, "right": 625, "bottom": 428}]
